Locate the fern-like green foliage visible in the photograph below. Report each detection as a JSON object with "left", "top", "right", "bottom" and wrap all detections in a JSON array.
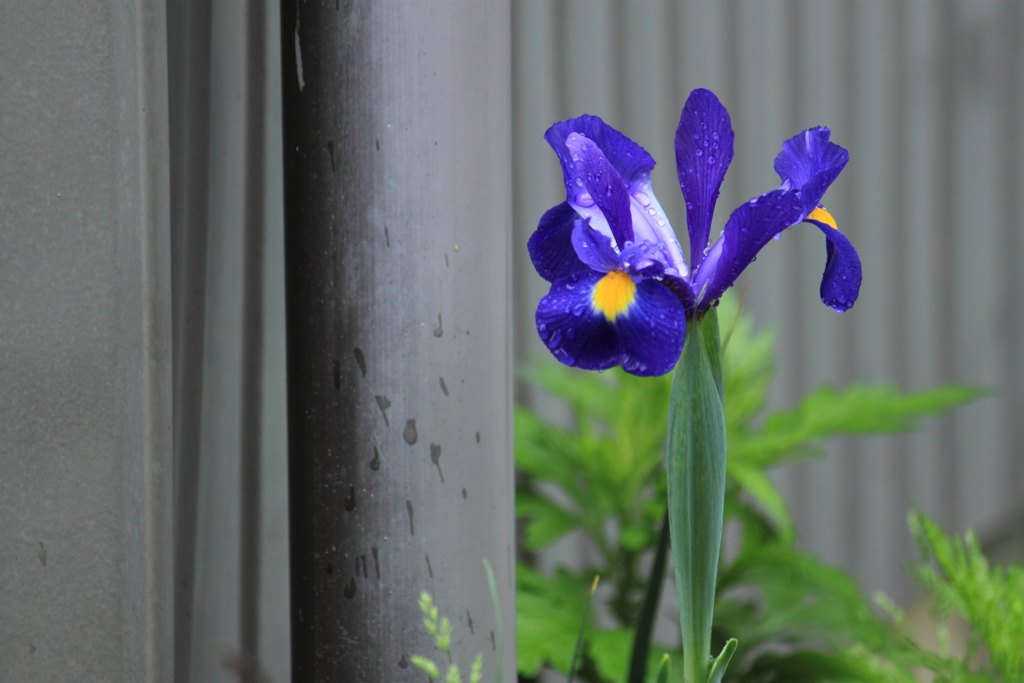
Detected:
[
  {"left": 412, "top": 592, "right": 484, "bottom": 683},
  {"left": 896, "top": 511, "right": 1024, "bottom": 682},
  {"left": 516, "top": 295, "right": 984, "bottom": 683}
]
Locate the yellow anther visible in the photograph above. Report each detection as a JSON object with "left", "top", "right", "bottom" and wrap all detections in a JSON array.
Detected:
[
  {"left": 807, "top": 206, "right": 839, "bottom": 231},
  {"left": 592, "top": 270, "right": 636, "bottom": 321}
]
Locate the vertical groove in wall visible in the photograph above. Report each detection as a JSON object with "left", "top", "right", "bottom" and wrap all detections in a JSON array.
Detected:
[
  {"left": 780, "top": 0, "right": 809, "bottom": 531},
  {"left": 238, "top": 0, "right": 267, "bottom": 674},
  {"left": 166, "top": 0, "right": 212, "bottom": 679},
  {"left": 997, "top": 0, "right": 1023, "bottom": 509},
  {"left": 610, "top": 0, "right": 627, "bottom": 129},
  {"left": 719, "top": 0, "right": 739, "bottom": 202},
  {"left": 887, "top": 0, "right": 913, "bottom": 601},
  {"left": 552, "top": 2, "right": 568, "bottom": 121},
  {"left": 935, "top": 0, "right": 959, "bottom": 530},
  {"left": 835, "top": 0, "right": 860, "bottom": 571}
]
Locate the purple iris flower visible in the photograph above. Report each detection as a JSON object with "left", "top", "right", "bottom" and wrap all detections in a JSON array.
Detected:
[{"left": 529, "top": 88, "right": 861, "bottom": 377}]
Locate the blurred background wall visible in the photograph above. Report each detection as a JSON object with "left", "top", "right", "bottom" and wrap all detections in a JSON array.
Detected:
[{"left": 512, "top": 0, "right": 1024, "bottom": 605}]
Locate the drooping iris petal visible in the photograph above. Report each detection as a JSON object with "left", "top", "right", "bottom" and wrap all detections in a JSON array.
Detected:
[
  {"left": 528, "top": 202, "right": 587, "bottom": 282},
  {"left": 571, "top": 219, "right": 620, "bottom": 273},
  {"left": 774, "top": 127, "right": 849, "bottom": 214},
  {"left": 535, "top": 270, "right": 686, "bottom": 376},
  {"left": 805, "top": 207, "right": 862, "bottom": 311},
  {"left": 613, "top": 279, "right": 687, "bottom": 376},
  {"left": 535, "top": 270, "right": 625, "bottom": 372},
  {"left": 674, "top": 88, "right": 735, "bottom": 269},
  {"left": 693, "top": 189, "right": 804, "bottom": 307},
  {"left": 564, "top": 132, "right": 633, "bottom": 248}
]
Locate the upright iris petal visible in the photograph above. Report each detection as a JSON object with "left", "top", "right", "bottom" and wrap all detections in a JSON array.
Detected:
[
  {"left": 545, "top": 115, "right": 688, "bottom": 276},
  {"left": 674, "top": 89, "right": 735, "bottom": 269}
]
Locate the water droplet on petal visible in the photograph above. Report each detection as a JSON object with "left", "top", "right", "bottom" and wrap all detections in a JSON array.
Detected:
[
  {"left": 575, "top": 177, "right": 584, "bottom": 187},
  {"left": 712, "top": 131, "right": 720, "bottom": 140},
  {"left": 577, "top": 193, "right": 595, "bottom": 207},
  {"left": 700, "top": 122, "right": 707, "bottom": 129},
  {"left": 772, "top": 232, "right": 782, "bottom": 240},
  {"left": 547, "top": 329, "right": 563, "bottom": 348},
  {"left": 633, "top": 191, "right": 651, "bottom": 206},
  {"left": 695, "top": 149, "right": 703, "bottom": 157},
  {"left": 707, "top": 156, "right": 716, "bottom": 165},
  {"left": 647, "top": 208, "right": 657, "bottom": 216}
]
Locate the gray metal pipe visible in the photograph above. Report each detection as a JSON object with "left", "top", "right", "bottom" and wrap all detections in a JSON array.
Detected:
[{"left": 279, "top": 3, "right": 514, "bottom": 681}]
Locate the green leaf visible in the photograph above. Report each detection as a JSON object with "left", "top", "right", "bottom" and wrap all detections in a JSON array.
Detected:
[
  {"left": 483, "top": 558, "right": 504, "bottom": 683},
  {"left": 706, "top": 639, "right": 736, "bottom": 683},
  {"left": 515, "top": 589, "right": 585, "bottom": 676},
  {"left": 628, "top": 512, "right": 670, "bottom": 683},
  {"left": 666, "top": 310, "right": 727, "bottom": 683},
  {"left": 730, "top": 384, "right": 985, "bottom": 468},
  {"left": 516, "top": 491, "right": 581, "bottom": 550},
  {"left": 468, "top": 651, "right": 481, "bottom": 683},
  {"left": 411, "top": 655, "right": 440, "bottom": 679},
  {"left": 726, "top": 460, "right": 794, "bottom": 543},
  {"left": 469, "top": 654, "right": 483, "bottom": 683},
  {"left": 655, "top": 654, "right": 671, "bottom": 683}
]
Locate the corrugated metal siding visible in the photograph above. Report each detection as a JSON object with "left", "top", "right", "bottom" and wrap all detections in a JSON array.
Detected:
[{"left": 512, "top": 0, "right": 1024, "bottom": 602}]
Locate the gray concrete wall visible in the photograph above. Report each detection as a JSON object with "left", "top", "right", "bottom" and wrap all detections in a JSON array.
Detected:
[{"left": 0, "top": 1, "right": 173, "bottom": 680}]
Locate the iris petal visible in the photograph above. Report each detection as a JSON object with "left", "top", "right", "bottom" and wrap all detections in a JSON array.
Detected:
[
  {"left": 694, "top": 189, "right": 804, "bottom": 307},
  {"left": 528, "top": 202, "right": 587, "bottom": 282},
  {"left": 674, "top": 89, "right": 735, "bottom": 269},
  {"left": 774, "top": 127, "right": 849, "bottom": 214},
  {"left": 545, "top": 115, "right": 656, "bottom": 188},
  {"left": 571, "top": 219, "right": 620, "bottom": 273},
  {"left": 613, "top": 280, "right": 687, "bottom": 376},
  {"left": 564, "top": 132, "right": 633, "bottom": 248},
  {"left": 535, "top": 271, "right": 686, "bottom": 376},
  {"left": 535, "top": 270, "right": 622, "bottom": 372},
  {"left": 805, "top": 215, "right": 862, "bottom": 311},
  {"left": 626, "top": 180, "right": 688, "bottom": 277}
]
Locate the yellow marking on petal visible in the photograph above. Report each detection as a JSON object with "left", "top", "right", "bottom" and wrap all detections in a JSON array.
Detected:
[
  {"left": 807, "top": 205, "right": 839, "bottom": 231},
  {"left": 592, "top": 270, "right": 637, "bottom": 321}
]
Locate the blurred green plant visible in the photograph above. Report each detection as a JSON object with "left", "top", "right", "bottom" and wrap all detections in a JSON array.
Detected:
[
  {"left": 412, "top": 591, "right": 485, "bottom": 683},
  {"left": 858, "top": 511, "right": 1024, "bottom": 683},
  {"left": 515, "top": 295, "right": 985, "bottom": 683}
]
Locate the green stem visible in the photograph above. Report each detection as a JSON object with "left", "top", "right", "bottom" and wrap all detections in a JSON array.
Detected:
[
  {"left": 626, "top": 511, "right": 670, "bottom": 683},
  {"left": 665, "top": 311, "right": 727, "bottom": 683}
]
